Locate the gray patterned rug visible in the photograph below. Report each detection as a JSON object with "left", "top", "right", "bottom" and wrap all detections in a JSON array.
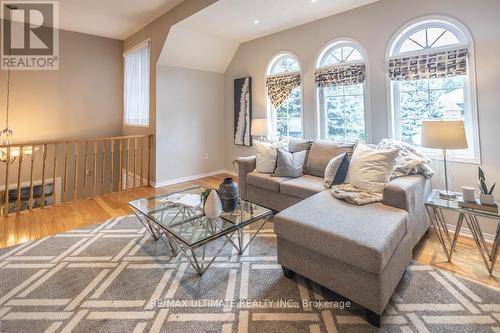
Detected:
[{"left": 0, "top": 215, "right": 499, "bottom": 333}]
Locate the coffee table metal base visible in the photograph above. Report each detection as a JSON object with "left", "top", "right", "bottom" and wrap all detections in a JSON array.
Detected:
[{"left": 132, "top": 208, "right": 271, "bottom": 275}]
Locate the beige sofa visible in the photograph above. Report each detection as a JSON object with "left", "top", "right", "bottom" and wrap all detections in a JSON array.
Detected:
[{"left": 236, "top": 140, "right": 431, "bottom": 327}]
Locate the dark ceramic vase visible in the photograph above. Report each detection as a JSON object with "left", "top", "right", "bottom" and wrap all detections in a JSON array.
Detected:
[{"left": 218, "top": 178, "right": 239, "bottom": 212}]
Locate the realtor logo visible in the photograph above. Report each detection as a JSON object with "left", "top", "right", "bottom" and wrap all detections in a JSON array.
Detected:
[{"left": 1, "top": 1, "right": 59, "bottom": 70}]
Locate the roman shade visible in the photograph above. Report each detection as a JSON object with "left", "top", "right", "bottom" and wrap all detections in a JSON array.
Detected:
[
  {"left": 314, "top": 64, "right": 366, "bottom": 87},
  {"left": 266, "top": 73, "right": 301, "bottom": 108},
  {"left": 388, "top": 48, "right": 468, "bottom": 81}
]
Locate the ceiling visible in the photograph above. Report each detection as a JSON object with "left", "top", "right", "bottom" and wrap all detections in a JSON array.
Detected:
[
  {"left": 4, "top": 0, "right": 184, "bottom": 40},
  {"left": 159, "top": 0, "right": 379, "bottom": 72},
  {"left": 176, "top": 0, "right": 379, "bottom": 43}
]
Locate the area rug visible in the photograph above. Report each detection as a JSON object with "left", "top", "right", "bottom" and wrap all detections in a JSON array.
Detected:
[{"left": 0, "top": 215, "right": 499, "bottom": 333}]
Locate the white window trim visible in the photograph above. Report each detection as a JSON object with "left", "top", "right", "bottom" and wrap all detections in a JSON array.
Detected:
[
  {"left": 314, "top": 38, "right": 372, "bottom": 143},
  {"left": 265, "top": 51, "right": 305, "bottom": 140},
  {"left": 385, "top": 16, "right": 481, "bottom": 164},
  {"left": 123, "top": 39, "right": 151, "bottom": 128}
]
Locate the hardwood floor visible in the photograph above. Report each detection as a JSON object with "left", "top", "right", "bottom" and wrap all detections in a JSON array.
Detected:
[{"left": 1, "top": 173, "right": 498, "bottom": 289}]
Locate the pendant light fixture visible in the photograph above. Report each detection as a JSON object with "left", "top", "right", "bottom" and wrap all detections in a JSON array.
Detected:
[{"left": 1, "top": 62, "right": 14, "bottom": 145}]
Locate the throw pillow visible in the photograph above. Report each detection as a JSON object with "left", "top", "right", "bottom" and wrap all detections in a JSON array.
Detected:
[
  {"left": 288, "top": 138, "right": 313, "bottom": 153},
  {"left": 324, "top": 153, "right": 350, "bottom": 188},
  {"left": 254, "top": 140, "right": 287, "bottom": 173},
  {"left": 346, "top": 143, "right": 399, "bottom": 193},
  {"left": 273, "top": 148, "right": 307, "bottom": 178}
]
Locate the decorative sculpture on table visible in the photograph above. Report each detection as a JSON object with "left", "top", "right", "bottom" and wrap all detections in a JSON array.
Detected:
[
  {"left": 234, "top": 77, "right": 252, "bottom": 146},
  {"left": 202, "top": 189, "right": 222, "bottom": 219}
]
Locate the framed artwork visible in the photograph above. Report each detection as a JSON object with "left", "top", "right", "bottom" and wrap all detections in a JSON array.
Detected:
[{"left": 234, "top": 77, "right": 252, "bottom": 146}]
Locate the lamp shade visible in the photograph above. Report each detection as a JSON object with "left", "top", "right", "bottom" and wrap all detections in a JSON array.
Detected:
[
  {"left": 251, "top": 119, "right": 269, "bottom": 137},
  {"left": 421, "top": 120, "right": 468, "bottom": 149}
]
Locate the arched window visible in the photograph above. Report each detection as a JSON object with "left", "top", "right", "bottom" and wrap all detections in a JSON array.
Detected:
[
  {"left": 388, "top": 18, "right": 479, "bottom": 162},
  {"left": 315, "top": 40, "right": 367, "bottom": 142},
  {"left": 266, "top": 53, "right": 303, "bottom": 139}
]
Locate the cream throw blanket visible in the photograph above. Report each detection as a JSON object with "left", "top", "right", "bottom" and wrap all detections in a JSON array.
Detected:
[{"left": 331, "top": 140, "right": 434, "bottom": 205}]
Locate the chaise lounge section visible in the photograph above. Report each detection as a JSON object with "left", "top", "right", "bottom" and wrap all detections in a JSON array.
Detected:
[{"left": 236, "top": 140, "right": 431, "bottom": 327}]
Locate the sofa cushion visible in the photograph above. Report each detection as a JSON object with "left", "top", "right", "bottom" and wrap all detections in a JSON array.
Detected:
[
  {"left": 246, "top": 172, "right": 291, "bottom": 193},
  {"left": 254, "top": 140, "right": 288, "bottom": 173},
  {"left": 306, "top": 141, "right": 354, "bottom": 177},
  {"left": 280, "top": 175, "right": 325, "bottom": 199},
  {"left": 347, "top": 143, "right": 399, "bottom": 194},
  {"left": 324, "top": 152, "right": 350, "bottom": 188},
  {"left": 274, "top": 191, "right": 408, "bottom": 274},
  {"left": 289, "top": 138, "right": 313, "bottom": 153},
  {"left": 274, "top": 148, "right": 307, "bottom": 178}
]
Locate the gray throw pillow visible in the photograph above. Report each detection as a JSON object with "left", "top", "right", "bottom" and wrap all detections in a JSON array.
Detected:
[
  {"left": 324, "top": 152, "right": 350, "bottom": 188},
  {"left": 273, "top": 148, "right": 307, "bottom": 178},
  {"left": 288, "top": 138, "right": 313, "bottom": 153}
]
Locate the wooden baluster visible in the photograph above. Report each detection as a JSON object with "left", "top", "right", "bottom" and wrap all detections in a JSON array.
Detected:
[
  {"left": 140, "top": 136, "right": 144, "bottom": 187},
  {"left": 29, "top": 144, "right": 36, "bottom": 211},
  {"left": 63, "top": 143, "right": 69, "bottom": 203},
  {"left": 73, "top": 143, "right": 79, "bottom": 201},
  {"left": 3, "top": 147, "right": 11, "bottom": 215},
  {"left": 52, "top": 144, "right": 57, "bottom": 206},
  {"left": 92, "top": 141, "right": 97, "bottom": 198},
  {"left": 125, "top": 139, "right": 129, "bottom": 190},
  {"left": 109, "top": 140, "right": 114, "bottom": 193},
  {"left": 101, "top": 141, "right": 105, "bottom": 195},
  {"left": 118, "top": 140, "right": 122, "bottom": 192},
  {"left": 16, "top": 146, "right": 23, "bottom": 213},
  {"left": 148, "top": 135, "right": 152, "bottom": 187},
  {"left": 83, "top": 142, "right": 88, "bottom": 199},
  {"left": 132, "top": 138, "right": 137, "bottom": 189},
  {"left": 41, "top": 144, "right": 48, "bottom": 208}
]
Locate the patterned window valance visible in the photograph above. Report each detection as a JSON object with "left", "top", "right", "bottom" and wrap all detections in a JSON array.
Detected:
[
  {"left": 266, "top": 73, "right": 301, "bottom": 108},
  {"left": 314, "top": 64, "right": 366, "bottom": 88},
  {"left": 388, "top": 48, "right": 468, "bottom": 81}
]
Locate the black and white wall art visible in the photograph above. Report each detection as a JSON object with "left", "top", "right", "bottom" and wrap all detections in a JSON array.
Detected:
[{"left": 234, "top": 77, "right": 252, "bottom": 146}]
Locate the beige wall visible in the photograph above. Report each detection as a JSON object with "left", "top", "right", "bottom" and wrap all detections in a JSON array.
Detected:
[
  {"left": 0, "top": 27, "right": 123, "bottom": 142},
  {"left": 122, "top": 0, "right": 217, "bottom": 181},
  {"left": 224, "top": 0, "right": 500, "bottom": 234},
  {"left": 156, "top": 66, "right": 225, "bottom": 185}
]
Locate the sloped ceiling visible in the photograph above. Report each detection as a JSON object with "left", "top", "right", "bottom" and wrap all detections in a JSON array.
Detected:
[{"left": 158, "top": 0, "right": 379, "bottom": 73}]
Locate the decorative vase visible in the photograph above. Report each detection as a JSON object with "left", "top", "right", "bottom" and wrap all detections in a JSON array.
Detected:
[
  {"left": 218, "top": 178, "right": 239, "bottom": 212},
  {"left": 480, "top": 193, "right": 496, "bottom": 206},
  {"left": 203, "top": 190, "right": 222, "bottom": 219}
]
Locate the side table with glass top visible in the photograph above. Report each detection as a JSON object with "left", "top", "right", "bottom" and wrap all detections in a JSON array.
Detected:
[
  {"left": 425, "top": 190, "right": 500, "bottom": 275},
  {"left": 128, "top": 186, "right": 273, "bottom": 275}
]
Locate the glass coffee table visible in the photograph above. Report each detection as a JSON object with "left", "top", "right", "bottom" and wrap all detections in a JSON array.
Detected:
[{"left": 128, "top": 186, "right": 273, "bottom": 275}]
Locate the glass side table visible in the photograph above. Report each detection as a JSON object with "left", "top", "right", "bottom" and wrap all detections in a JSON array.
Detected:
[{"left": 425, "top": 190, "right": 500, "bottom": 275}]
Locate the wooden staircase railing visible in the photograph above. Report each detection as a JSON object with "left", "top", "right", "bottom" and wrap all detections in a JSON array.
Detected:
[{"left": 0, "top": 134, "right": 153, "bottom": 215}]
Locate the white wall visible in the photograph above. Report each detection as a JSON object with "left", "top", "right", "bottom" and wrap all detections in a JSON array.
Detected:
[
  {"left": 156, "top": 66, "right": 225, "bottom": 185},
  {"left": 223, "top": 0, "right": 500, "bottom": 235}
]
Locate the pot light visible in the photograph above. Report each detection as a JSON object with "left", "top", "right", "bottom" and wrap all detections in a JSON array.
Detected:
[{"left": 254, "top": 20, "right": 259, "bottom": 24}]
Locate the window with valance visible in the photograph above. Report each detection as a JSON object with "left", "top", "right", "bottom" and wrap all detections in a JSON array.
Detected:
[
  {"left": 315, "top": 41, "right": 367, "bottom": 142},
  {"left": 266, "top": 53, "right": 303, "bottom": 139}
]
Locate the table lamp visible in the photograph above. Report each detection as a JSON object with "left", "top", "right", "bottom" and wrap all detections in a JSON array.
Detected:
[
  {"left": 251, "top": 119, "right": 269, "bottom": 142},
  {"left": 421, "top": 119, "right": 468, "bottom": 200}
]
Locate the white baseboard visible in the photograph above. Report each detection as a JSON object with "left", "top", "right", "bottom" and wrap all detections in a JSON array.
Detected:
[
  {"left": 153, "top": 169, "right": 236, "bottom": 188},
  {"left": 443, "top": 222, "right": 496, "bottom": 243}
]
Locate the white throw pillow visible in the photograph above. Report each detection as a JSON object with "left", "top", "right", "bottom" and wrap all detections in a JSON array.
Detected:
[
  {"left": 254, "top": 140, "right": 287, "bottom": 173},
  {"left": 346, "top": 143, "right": 399, "bottom": 194}
]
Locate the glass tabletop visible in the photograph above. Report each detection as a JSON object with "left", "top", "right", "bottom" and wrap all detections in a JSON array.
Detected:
[
  {"left": 128, "top": 186, "right": 273, "bottom": 247},
  {"left": 426, "top": 190, "right": 500, "bottom": 219}
]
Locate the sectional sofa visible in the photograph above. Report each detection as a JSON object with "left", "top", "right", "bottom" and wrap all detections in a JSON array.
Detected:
[{"left": 236, "top": 140, "right": 431, "bottom": 327}]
